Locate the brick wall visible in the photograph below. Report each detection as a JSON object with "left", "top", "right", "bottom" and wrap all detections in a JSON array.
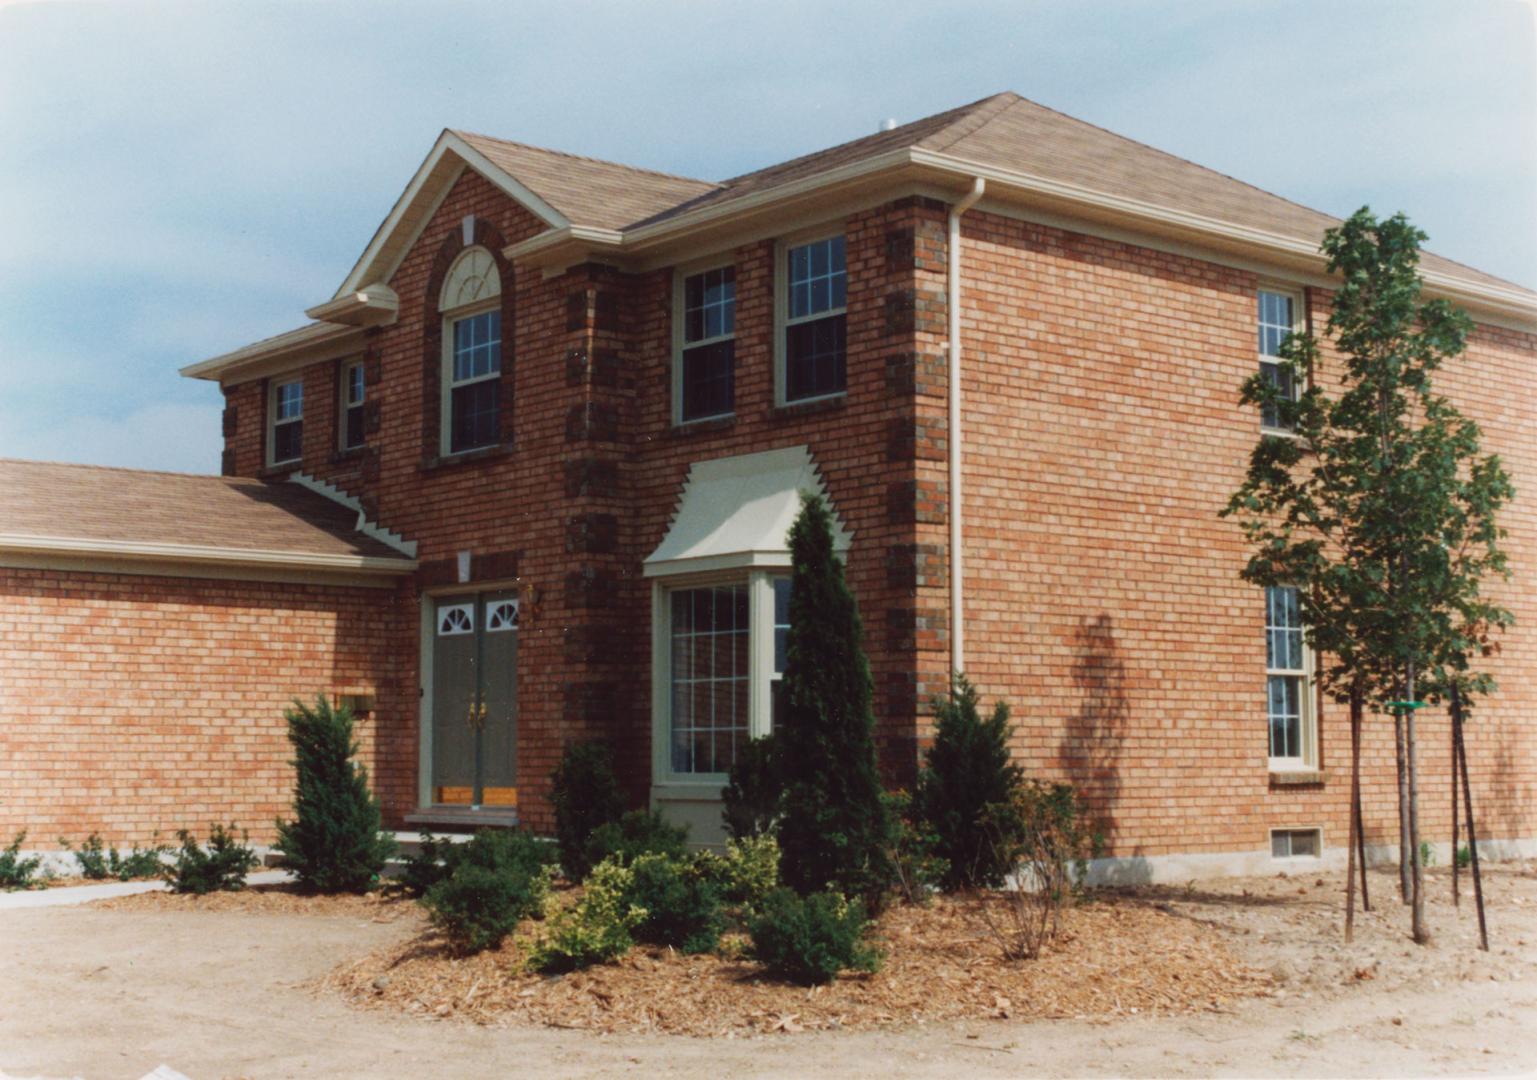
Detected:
[
  {"left": 956, "top": 208, "right": 1537, "bottom": 857},
  {"left": 0, "top": 567, "right": 410, "bottom": 847}
]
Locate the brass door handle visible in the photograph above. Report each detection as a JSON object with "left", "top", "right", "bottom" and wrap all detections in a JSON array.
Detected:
[{"left": 466, "top": 702, "right": 487, "bottom": 730}]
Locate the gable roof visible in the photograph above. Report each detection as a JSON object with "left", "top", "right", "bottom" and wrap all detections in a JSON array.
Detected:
[{"left": 0, "top": 459, "right": 415, "bottom": 578}]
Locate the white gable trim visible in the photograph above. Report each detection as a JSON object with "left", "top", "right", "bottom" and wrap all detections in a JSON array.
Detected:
[
  {"left": 288, "top": 472, "right": 418, "bottom": 557},
  {"left": 333, "top": 131, "right": 571, "bottom": 299},
  {"left": 643, "top": 445, "right": 851, "bottom": 579}
]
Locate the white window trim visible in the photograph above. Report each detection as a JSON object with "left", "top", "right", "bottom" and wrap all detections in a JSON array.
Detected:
[
  {"left": 1266, "top": 585, "right": 1317, "bottom": 772},
  {"left": 1270, "top": 827, "right": 1323, "bottom": 859},
  {"left": 339, "top": 358, "right": 366, "bottom": 452},
  {"left": 1258, "top": 283, "right": 1305, "bottom": 438},
  {"left": 439, "top": 298, "right": 502, "bottom": 458},
  {"left": 773, "top": 225, "right": 848, "bottom": 408},
  {"left": 267, "top": 376, "right": 303, "bottom": 468},
  {"left": 650, "top": 568, "right": 785, "bottom": 791},
  {"left": 671, "top": 259, "right": 737, "bottom": 426}
]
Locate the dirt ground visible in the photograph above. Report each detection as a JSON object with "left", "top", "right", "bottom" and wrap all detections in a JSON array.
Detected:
[{"left": 2, "top": 863, "right": 1534, "bottom": 1079}]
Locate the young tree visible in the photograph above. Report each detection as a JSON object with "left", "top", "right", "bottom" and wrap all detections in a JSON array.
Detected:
[
  {"left": 1224, "top": 208, "right": 1512, "bottom": 945},
  {"left": 274, "top": 696, "right": 396, "bottom": 893},
  {"left": 774, "top": 493, "right": 895, "bottom": 910}
]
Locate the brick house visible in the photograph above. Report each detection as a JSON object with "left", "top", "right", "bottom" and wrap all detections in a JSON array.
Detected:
[{"left": 3, "top": 92, "right": 1533, "bottom": 877}]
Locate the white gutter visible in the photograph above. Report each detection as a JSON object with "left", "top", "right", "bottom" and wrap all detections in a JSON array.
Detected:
[
  {"left": 948, "top": 176, "right": 985, "bottom": 679},
  {"left": 0, "top": 534, "right": 417, "bottom": 575}
]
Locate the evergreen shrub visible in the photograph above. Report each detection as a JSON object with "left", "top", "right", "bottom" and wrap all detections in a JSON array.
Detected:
[
  {"left": 549, "top": 741, "right": 625, "bottom": 881},
  {"left": 747, "top": 887, "right": 883, "bottom": 985},
  {"left": 166, "top": 824, "right": 258, "bottom": 894}
]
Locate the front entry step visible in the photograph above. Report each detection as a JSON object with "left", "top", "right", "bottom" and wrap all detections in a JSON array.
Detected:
[{"left": 403, "top": 806, "right": 521, "bottom": 833}]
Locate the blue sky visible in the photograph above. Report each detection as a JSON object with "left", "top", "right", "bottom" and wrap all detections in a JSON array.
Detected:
[{"left": 1, "top": 0, "right": 1533, "bottom": 473}]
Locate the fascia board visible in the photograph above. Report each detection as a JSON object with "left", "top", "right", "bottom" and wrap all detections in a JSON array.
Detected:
[
  {"left": 0, "top": 534, "right": 416, "bottom": 575},
  {"left": 179, "top": 322, "right": 363, "bottom": 382}
]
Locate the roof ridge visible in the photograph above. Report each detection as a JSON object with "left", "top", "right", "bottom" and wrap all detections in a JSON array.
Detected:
[
  {"left": 0, "top": 457, "right": 244, "bottom": 482},
  {"left": 452, "top": 129, "right": 717, "bottom": 188},
  {"left": 918, "top": 90, "right": 1023, "bottom": 153},
  {"left": 713, "top": 91, "right": 1011, "bottom": 188}
]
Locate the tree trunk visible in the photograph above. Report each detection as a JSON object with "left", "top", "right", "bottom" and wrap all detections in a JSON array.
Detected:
[
  {"left": 1345, "top": 681, "right": 1363, "bottom": 942},
  {"left": 1451, "top": 686, "right": 1488, "bottom": 951},
  {"left": 1394, "top": 707, "right": 1411, "bottom": 903},
  {"left": 1357, "top": 767, "right": 1371, "bottom": 912},
  {"left": 1406, "top": 681, "right": 1427, "bottom": 944},
  {"left": 1451, "top": 700, "right": 1460, "bottom": 907}
]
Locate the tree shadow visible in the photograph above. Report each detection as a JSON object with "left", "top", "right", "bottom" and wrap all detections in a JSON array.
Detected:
[{"left": 1059, "top": 615, "right": 1129, "bottom": 852}]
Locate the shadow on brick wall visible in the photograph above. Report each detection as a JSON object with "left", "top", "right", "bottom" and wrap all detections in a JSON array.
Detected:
[{"left": 1061, "top": 614, "right": 1129, "bottom": 852}]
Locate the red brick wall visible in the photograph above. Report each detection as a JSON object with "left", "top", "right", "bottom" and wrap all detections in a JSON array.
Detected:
[
  {"left": 956, "top": 208, "right": 1537, "bottom": 857},
  {"left": 0, "top": 567, "right": 410, "bottom": 847}
]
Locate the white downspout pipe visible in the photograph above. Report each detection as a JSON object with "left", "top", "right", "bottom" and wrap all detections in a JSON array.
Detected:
[{"left": 948, "top": 176, "right": 985, "bottom": 680}]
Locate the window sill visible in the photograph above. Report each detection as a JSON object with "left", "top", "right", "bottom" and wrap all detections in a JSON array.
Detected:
[
  {"left": 328, "top": 446, "right": 368, "bottom": 466},
  {"left": 1269, "top": 769, "right": 1326, "bottom": 787},
  {"left": 257, "top": 463, "right": 299, "bottom": 480},
  {"left": 667, "top": 415, "right": 736, "bottom": 438},
  {"left": 771, "top": 394, "right": 848, "bottom": 421},
  {"left": 419, "top": 444, "right": 509, "bottom": 473}
]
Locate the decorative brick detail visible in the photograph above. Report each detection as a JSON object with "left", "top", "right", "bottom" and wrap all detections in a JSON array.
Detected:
[
  {"left": 562, "top": 680, "right": 618, "bottom": 725},
  {"left": 564, "top": 566, "right": 619, "bottom": 609},
  {"left": 885, "top": 226, "right": 915, "bottom": 272},
  {"left": 593, "top": 290, "right": 619, "bottom": 332},
  {"left": 563, "top": 624, "right": 620, "bottom": 664},
  {"left": 566, "top": 291, "right": 587, "bottom": 331},
  {"left": 885, "top": 543, "right": 947, "bottom": 590},
  {"left": 364, "top": 354, "right": 383, "bottom": 385},
  {"left": 886, "top": 351, "right": 946, "bottom": 397},
  {"left": 220, "top": 448, "right": 236, "bottom": 476},
  {"left": 884, "top": 289, "right": 916, "bottom": 336},
  {"left": 364, "top": 400, "right": 382, "bottom": 434},
  {"left": 565, "top": 348, "right": 589, "bottom": 387},
  {"left": 565, "top": 513, "right": 618, "bottom": 554},
  {"left": 221, "top": 405, "right": 238, "bottom": 437},
  {"left": 886, "top": 478, "right": 946, "bottom": 524},
  {"left": 565, "top": 402, "right": 620, "bottom": 443},
  {"left": 566, "top": 348, "right": 623, "bottom": 388},
  {"left": 563, "top": 457, "right": 620, "bottom": 499},
  {"left": 887, "top": 415, "right": 948, "bottom": 462}
]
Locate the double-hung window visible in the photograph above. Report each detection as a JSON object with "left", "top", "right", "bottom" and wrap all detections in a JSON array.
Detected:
[
  {"left": 447, "top": 310, "right": 501, "bottom": 453},
  {"left": 1258, "top": 288, "right": 1300, "bottom": 432},
  {"left": 340, "top": 359, "right": 366, "bottom": 451},
  {"left": 676, "top": 265, "right": 736, "bottom": 423},
  {"left": 661, "top": 572, "right": 790, "bottom": 779},
  {"left": 780, "top": 234, "right": 847, "bottom": 403},
  {"left": 269, "top": 377, "right": 303, "bottom": 466},
  {"left": 1265, "top": 585, "right": 1314, "bottom": 769},
  {"left": 438, "top": 245, "right": 503, "bottom": 456}
]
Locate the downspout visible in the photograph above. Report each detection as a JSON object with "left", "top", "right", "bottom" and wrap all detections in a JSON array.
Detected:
[{"left": 948, "top": 176, "right": 985, "bottom": 679}]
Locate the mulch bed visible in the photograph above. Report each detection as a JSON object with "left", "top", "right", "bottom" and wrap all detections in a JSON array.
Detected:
[
  {"left": 318, "top": 893, "right": 1270, "bottom": 1035},
  {"left": 90, "top": 883, "right": 419, "bottom": 921}
]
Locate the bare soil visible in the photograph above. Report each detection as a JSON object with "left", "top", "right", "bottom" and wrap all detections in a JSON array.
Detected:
[{"left": 1, "top": 863, "right": 1534, "bottom": 1078}]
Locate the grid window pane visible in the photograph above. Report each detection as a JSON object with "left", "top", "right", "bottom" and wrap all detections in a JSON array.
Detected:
[
  {"left": 683, "top": 266, "right": 735, "bottom": 344},
  {"left": 681, "top": 340, "right": 735, "bottom": 421},
  {"left": 273, "top": 418, "right": 302, "bottom": 462},
  {"left": 449, "top": 310, "right": 501, "bottom": 452},
  {"left": 275, "top": 381, "right": 303, "bottom": 421},
  {"left": 449, "top": 380, "right": 500, "bottom": 454},
  {"left": 670, "top": 584, "right": 750, "bottom": 774},
  {"left": 785, "top": 313, "right": 846, "bottom": 400},
  {"left": 1266, "top": 585, "right": 1306, "bottom": 760},
  {"left": 452, "top": 310, "right": 502, "bottom": 383},
  {"left": 787, "top": 236, "right": 846, "bottom": 320},
  {"left": 1258, "top": 290, "right": 1297, "bottom": 431}
]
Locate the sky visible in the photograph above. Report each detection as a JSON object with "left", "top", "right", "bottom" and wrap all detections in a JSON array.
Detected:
[{"left": 1, "top": 0, "right": 1533, "bottom": 474}]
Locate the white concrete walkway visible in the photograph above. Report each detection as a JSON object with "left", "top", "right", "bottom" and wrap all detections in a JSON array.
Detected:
[{"left": 0, "top": 870, "right": 292, "bottom": 910}]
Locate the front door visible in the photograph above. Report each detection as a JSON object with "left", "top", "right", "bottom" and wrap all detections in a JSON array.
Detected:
[{"left": 430, "top": 592, "right": 518, "bottom": 807}]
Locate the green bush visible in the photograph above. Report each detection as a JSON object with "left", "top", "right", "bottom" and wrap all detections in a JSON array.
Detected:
[
  {"left": 166, "top": 824, "right": 258, "bottom": 895},
  {"left": 624, "top": 853, "right": 723, "bottom": 954},
  {"left": 397, "top": 832, "right": 456, "bottom": 897},
  {"left": 721, "top": 734, "right": 782, "bottom": 840},
  {"left": 913, "top": 676, "right": 1024, "bottom": 890},
  {"left": 0, "top": 831, "right": 45, "bottom": 890},
  {"left": 695, "top": 834, "right": 781, "bottom": 911},
  {"left": 418, "top": 830, "right": 557, "bottom": 954},
  {"left": 885, "top": 791, "right": 949, "bottom": 904},
  {"left": 550, "top": 741, "right": 626, "bottom": 881},
  {"left": 273, "top": 697, "right": 396, "bottom": 893},
  {"left": 747, "top": 887, "right": 883, "bottom": 985},
  {"left": 528, "top": 859, "right": 644, "bottom": 972},
  {"left": 1456, "top": 844, "right": 1473, "bottom": 869},
  {"left": 62, "top": 833, "right": 168, "bottom": 881},
  {"left": 583, "top": 809, "right": 688, "bottom": 870}
]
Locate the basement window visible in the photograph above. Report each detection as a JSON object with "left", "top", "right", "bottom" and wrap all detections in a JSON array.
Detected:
[{"left": 1271, "top": 828, "right": 1321, "bottom": 859}]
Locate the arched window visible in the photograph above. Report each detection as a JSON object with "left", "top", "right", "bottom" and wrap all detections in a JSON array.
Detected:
[{"left": 439, "top": 246, "right": 502, "bottom": 455}]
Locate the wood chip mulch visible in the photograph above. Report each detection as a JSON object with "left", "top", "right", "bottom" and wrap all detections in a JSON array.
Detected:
[
  {"left": 90, "top": 884, "right": 420, "bottom": 921},
  {"left": 318, "top": 894, "right": 1270, "bottom": 1036}
]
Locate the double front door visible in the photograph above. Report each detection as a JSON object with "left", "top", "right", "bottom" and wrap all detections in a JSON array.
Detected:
[{"left": 431, "top": 592, "right": 518, "bottom": 807}]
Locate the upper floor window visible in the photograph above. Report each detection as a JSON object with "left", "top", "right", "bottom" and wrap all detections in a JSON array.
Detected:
[
  {"left": 675, "top": 265, "right": 736, "bottom": 423},
  {"left": 439, "top": 246, "right": 502, "bottom": 456},
  {"left": 779, "top": 234, "right": 847, "bottom": 403},
  {"left": 268, "top": 377, "right": 303, "bottom": 466},
  {"left": 1265, "top": 585, "right": 1315, "bottom": 769},
  {"left": 340, "top": 359, "right": 366, "bottom": 451},
  {"left": 1258, "top": 288, "right": 1300, "bottom": 432}
]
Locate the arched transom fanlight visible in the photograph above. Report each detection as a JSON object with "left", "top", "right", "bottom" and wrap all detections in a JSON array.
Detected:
[
  {"left": 437, "top": 603, "right": 474, "bottom": 636},
  {"left": 439, "top": 246, "right": 500, "bottom": 312},
  {"left": 486, "top": 599, "right": 519, "bottom": 632}
]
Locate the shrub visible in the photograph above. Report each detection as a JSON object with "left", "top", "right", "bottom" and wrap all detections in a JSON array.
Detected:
[
  {"left": 978, "top": 781, "right": 1100, "bottom": 960},
  {"left": 550, "top": 741, "right": 625, "bottom": 881},
  {"left": 418, "top": 829, "right": 558, "bottom": 954},
  {"left": 62, "top": 833, "right": 168, "bottom": 881},
  {"left": 0, "top": 831, "right": 45, "bottom": 890},
  {"left": 721, "top": 734, "right": 782, "bottom": 840},
  {"left": 166, "top": 824, "right": 258, "bottom": 895},
  {"left": 273, "top": 696, "right": 395, "bottom": 893},
  {"left": 528, "top": 859, "right": 645, "bottom": 972},
  {"left": 913, "top": 676, "right": 1024, "bottom": 891},
  {"left": 397, "top": 832, "right": 456, "bottom": 897},
  {"left": 747, "top": 887, "right": 883, "bottom": 985},
  {"left": 884, "top": 791, "right": 949, "bottom": 905},
  {"left": 1456, "top": 844, "right": 1473, "bottom": 869},
  {"left": 624, "top": 853, "right": 723, "bottom": 954},
  {"left": 583, "top": 809, "right": 688, "bottom": 870},
  {"left": 717, "top": 834, "right": 781, "bottom": 910},
  {"left": 774, "top": 494, "right": 894, "bottom": 910}
]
